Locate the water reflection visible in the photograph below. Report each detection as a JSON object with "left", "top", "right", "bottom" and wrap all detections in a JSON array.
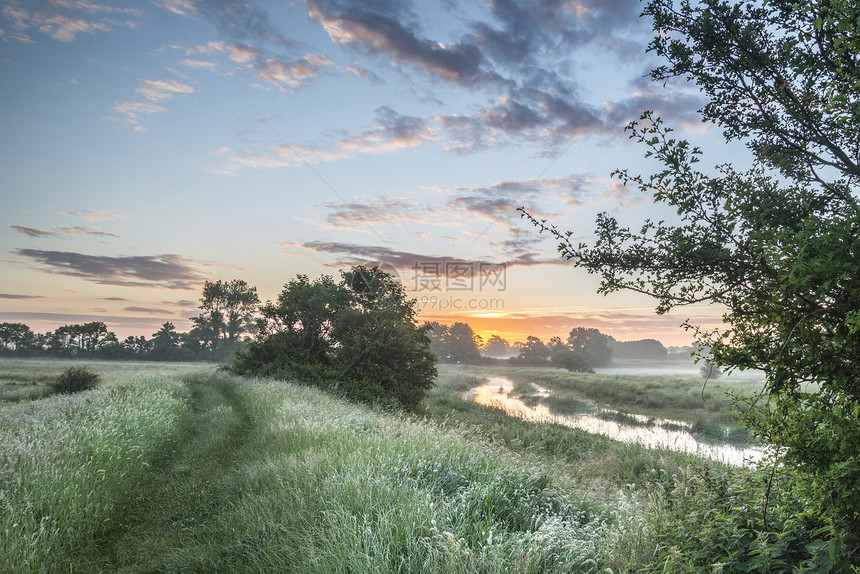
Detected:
[{"left": 468, "top": 376, "right": 764, "bottom": 466}]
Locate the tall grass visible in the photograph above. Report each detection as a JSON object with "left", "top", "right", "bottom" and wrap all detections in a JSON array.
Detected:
[
  {"left": 6, "top": 362, "right": 813, "bottom": 572},
  {"left": 0, "top": 374, "right": 189, "bottom": 572},
  {"left": 146, "top": 377, "right": 624, "bottom": 573}
]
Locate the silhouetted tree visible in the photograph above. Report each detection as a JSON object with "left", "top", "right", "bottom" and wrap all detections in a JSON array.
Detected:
[{"left": 193, "top": 279, "right": 259, "bottom": 358}]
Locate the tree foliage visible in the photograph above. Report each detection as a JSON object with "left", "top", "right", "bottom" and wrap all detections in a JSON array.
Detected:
[
  {"left": 610, "top": 338, "right": 668, "bottom": 360},
  {"left": 483, "top": 334, "right": 513, "bottom": 358},
  {"left": 232, "top": 267, "right": 437, "bottom": 410},
  {"left": 566, "top": 327, "right": 613, "bottom": 367},
  {"left": 0, "top": 322, "right": 35, "bottom": 352},
  {"left": 550, "top": 348, "right": 592, "bottom": 372},
  {"left": 425, "top": 321, "right": 483, "bottom": 364},
  {"left": 522, "top": 0, "right": 860, "bottom": 536},
  {"left": 512, "top": 335, "right": 550, "bottom": 366},
  {"left": 193, "top": 279, "right": 260, "bottom": 358}
]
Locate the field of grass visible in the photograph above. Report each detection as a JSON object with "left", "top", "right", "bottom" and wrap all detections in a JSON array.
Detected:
[
  {"left": 1, "top": 359, "right": 656, "bottom": 572},
  {"left": 2, "top": 359, "right": 850, "bottom": 572}
]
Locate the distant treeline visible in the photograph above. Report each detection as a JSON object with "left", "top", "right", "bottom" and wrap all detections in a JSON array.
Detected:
[
  {"left": 424, "top": 321, "right": 675, "bottom": 371},
  {"left": 0, "top": 318, "right": 678, "bottom": 368},
  {"left": 2, "top": 276, "right": 681, "bottom": 368},
  {"left": 0, "top": 320, "right": 241, "bottom": 362},
  {"left": 0, "top": 279, "right": 261, "bottom": 362}
]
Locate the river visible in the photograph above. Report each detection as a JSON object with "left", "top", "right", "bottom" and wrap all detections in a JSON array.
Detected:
[{"left": 467, "top": 375, "right": 764, "bottom": 466}]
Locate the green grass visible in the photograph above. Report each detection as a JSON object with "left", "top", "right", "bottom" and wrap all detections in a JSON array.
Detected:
[
  {"left": 4, "top": 360, "right": 844, "bottom": 572},
  {"left": 0, "top": 369, "right": 190, "bottom": 572},
  {"left": 1, "top": 363, "right": 645, "bottom": 573}
]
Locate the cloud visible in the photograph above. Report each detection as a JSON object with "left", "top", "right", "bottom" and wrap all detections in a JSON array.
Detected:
[
  {"left": 255, "top": 54, "right": 334, "bottom": 89},
  {"left": 177, "top": 58, "right": 218, "bottom": 71},
  {"left": 338, "top": 106, "right": 439, "bottom": 152},
  {"left": 167, "top": 2, "right": 333, "bottom": 91},
  {"left": 11, "top": 226, "right": 55, "bottom": 237},
  {"left": 186, "top": 0, "right": 298, "bottom": 51},
  {"left": 299, "top": 240, "right": 564, "bottom": 275},
  {"left": 0, "top": 0, "right": 139, "bottom": 43},
  {"left": 437, "top": 90, "right": 604, "bottom": 152},
  {"left": 157, "top": 0, "right": 196, "bottom": 16},
  {"left": 12, "top": 224, "right": 118, "bottom": 238},
  {"left": 124, "top": 306, "right": 175, "bottom": 314},
  {"left": 62, "top": 209, "right": 115, "bottom": 222},
  {"left": 604, "top": 88, "right": 708, "bottom": 133},
  {"left": 0, "top": 293, "right": 45, "bottom": 300},
  {"left": 135, "top": 79, "right": 195, "bottom": 101},
  {"left": 186, "top": 40, "right": 225, "bottom": 54},
  {"left": 323, "top": 195, "right": 427, "bottom": 230},
  {"left": 109, "top": 78, "right": 194, "bottom": 129},
  {"left": 219, "top": 106, "right": 438, "bottom": 173},
  {"left": 55, "top": 226, "right": 117, "bottom": 237},
  {"left": 302, "top": 0, "right": 644, "bottom": 152},
  {"left": 14, "top": 249, "right": 207, "bottom": 290},
  {"left": 109, "top": 101, "right": 167, "bottom": 126},
  {"left": 444, "top": 177, "right": 593, "bottom": 224},
  {"left": 227, "top": 43, "right": 258, "bottom": 62},
  {"left": 307, "top": 0, "right": 486, "bottom": 86}
]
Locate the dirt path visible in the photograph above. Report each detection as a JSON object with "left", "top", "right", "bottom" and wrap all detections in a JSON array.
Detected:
[{"left": 77, "top": 373, "right": 255, "bottom": 572}]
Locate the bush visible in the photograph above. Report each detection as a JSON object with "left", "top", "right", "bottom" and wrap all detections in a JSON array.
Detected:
[
  {"left": 644, "top": 465, "right": 860, "bottom": 572},
  {"left": 699, "top": 362, "right": 722, "bottom": 380},
  {"left": 52, "top": 366, "right": 100, "bottom": 394}
]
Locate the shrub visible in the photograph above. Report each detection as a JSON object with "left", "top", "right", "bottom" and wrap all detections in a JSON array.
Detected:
[
  {"left": 52, "top": 366, "right": 100, "bottom": 394},
  {"left": 699, "top": 361, "right": 722, "bottom": 380}
]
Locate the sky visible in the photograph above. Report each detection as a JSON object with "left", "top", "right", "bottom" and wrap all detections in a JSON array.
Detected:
[{"left": 0, "top": 0, "right": 737, "bottom": 347}]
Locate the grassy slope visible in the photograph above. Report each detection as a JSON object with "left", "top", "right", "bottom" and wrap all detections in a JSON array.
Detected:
[{"left": 4, "top": 363, "right": 692, "bottom": 573}]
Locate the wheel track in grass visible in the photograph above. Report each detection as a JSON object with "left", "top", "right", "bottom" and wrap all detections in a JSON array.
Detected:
[{"left": 76, "top": 371, "right": 256, "bottom": 572}]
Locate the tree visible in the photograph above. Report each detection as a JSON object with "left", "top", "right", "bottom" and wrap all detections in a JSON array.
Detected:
[
  {"left": 551, "top": 348, "right": 592, "bottom": 372},
  {"left": 522, "top": 0, "right": 860, "bottom": 535},
  {"left": 546, "top": 336, "right": 568, "bottom": 355},
  {"left": 443, "top": 322, "right": 482, "bottom": 364},
  {"left": 611, "top": 338, "right": 668, "bottom": 360},
  {"left": 151, "top": 322, "right": 181, "bottom": 360},
  {"left": 513, "top": 335, "right": 550, "bottom": 366},
  {"left": 566, "top": 327, "right": 613, "bottom": 367},
  {"left": 232, "top": 266, "right": 436, "bottom": 410},
  {"left": 423, "top": 321, "right": 482, "bottom": 364},
  {"left": 122, "top": 335, "right": 151, "bottom": 357},
  {"left": 333, "top": 267, "right": 437, "bottom": 409},
  {"left": 423, "top": 321, "right": 448, "bottom": 358},
  {"left": 483, "top": 334, "right": 512, "bottom": 358},
  {"left": 256, "top": 274, "right": 347, "bottom": 364},
  {"left": 52, "top": 322, "right": 114, "bottom": 354},
  {"left": 0, "top": 322, "right": 35, "bottom": 352},
  {"left": 193, "top": 279, "right": 260, "bottom": 358}
]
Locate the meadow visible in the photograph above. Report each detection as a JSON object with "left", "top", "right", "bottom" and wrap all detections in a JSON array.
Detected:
[{"left": 1, "top": 359, "right": 848, "bottom": 572}]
